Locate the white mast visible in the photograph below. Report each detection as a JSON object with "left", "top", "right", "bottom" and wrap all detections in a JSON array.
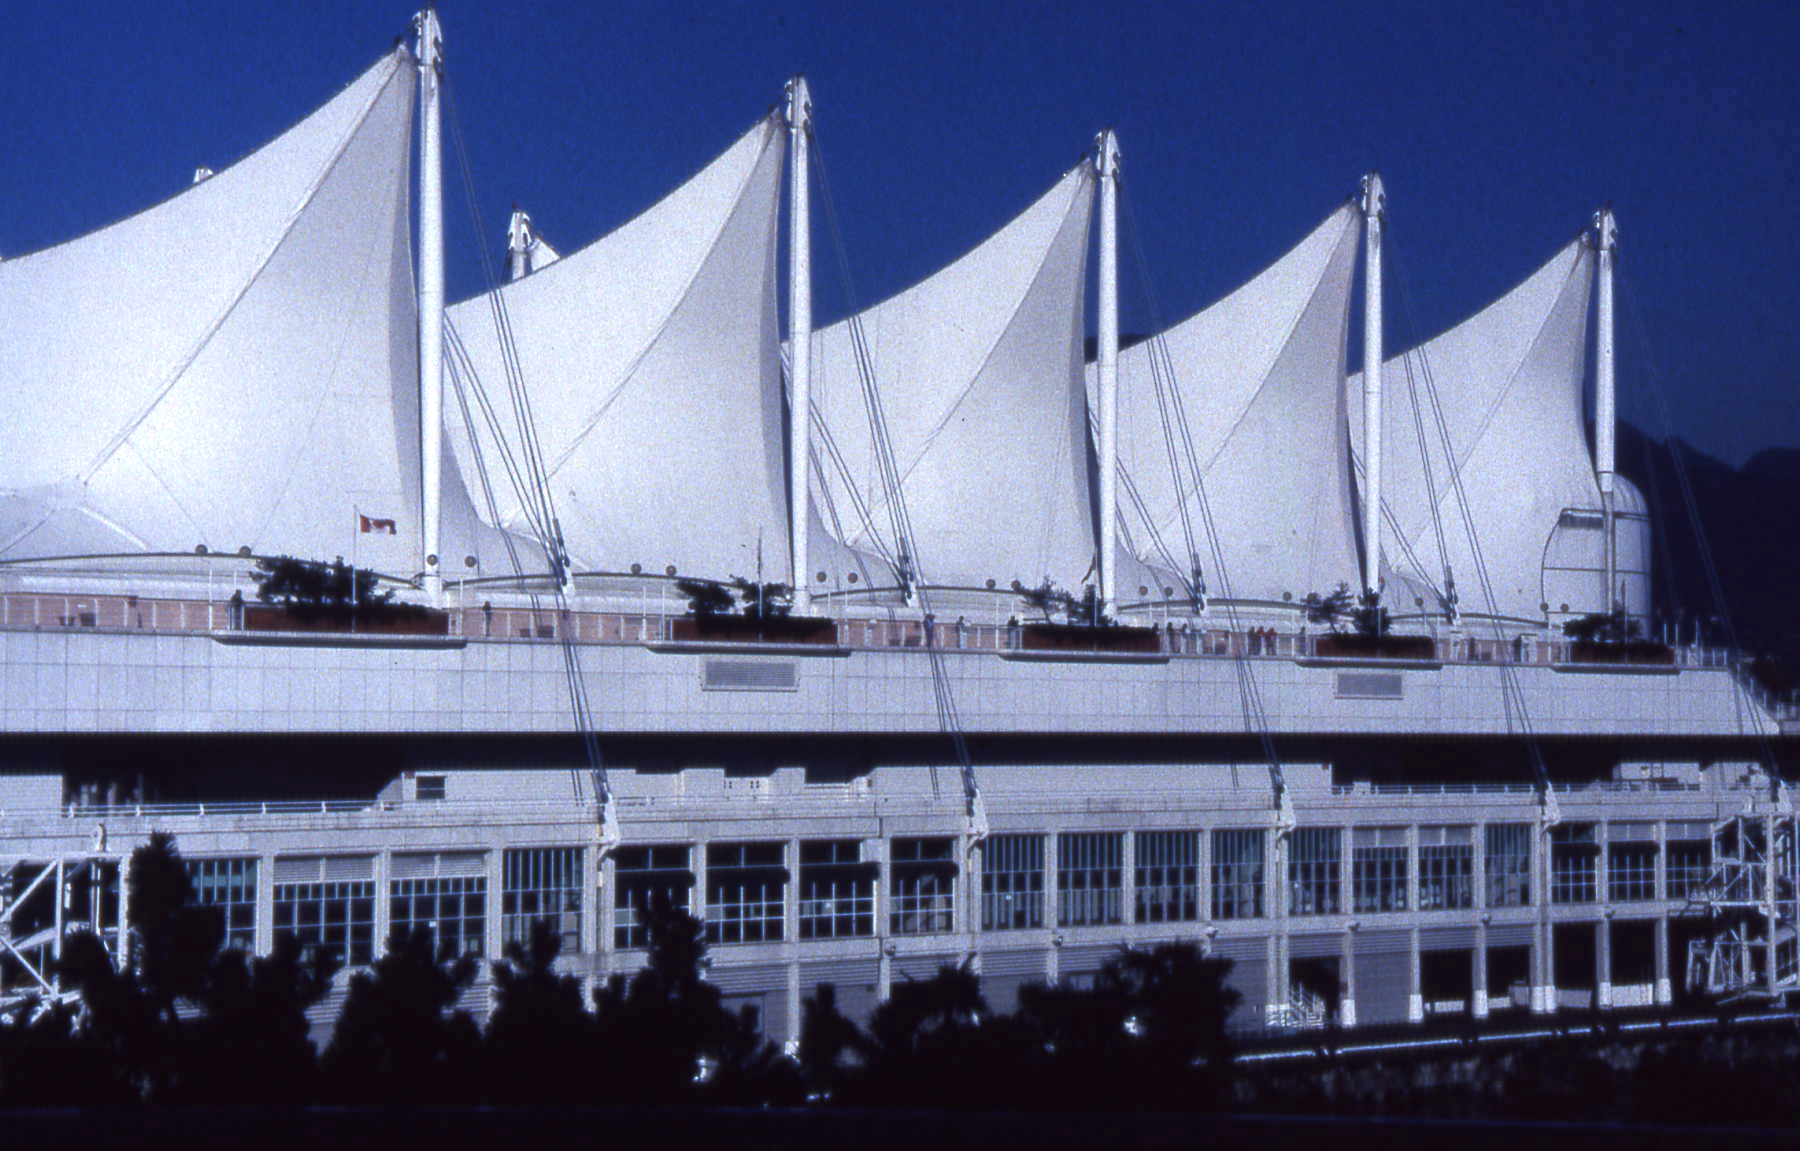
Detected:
[
  {"left": 786, "top": 76, "right": 813, "bottom": 614},
  {"left": 1594, "top": 206, "right": 1618, "bottom": 614},
  {"left": 507, "top": 209, "right": 532, "bottom": 282},
  {"left": 1359, "top": 172, "right": 1386, "bottom": 600},
  {"left": 415, "top": 9, "right": 445, "bottom": 604},
  {"left": 1095, "top": 129, "right": 1121, "bottom": 617}
]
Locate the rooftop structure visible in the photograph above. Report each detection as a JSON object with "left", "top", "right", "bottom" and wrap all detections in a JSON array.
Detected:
[{"left": 0, "top": 11, "right": 1792, "bottom": 1046}]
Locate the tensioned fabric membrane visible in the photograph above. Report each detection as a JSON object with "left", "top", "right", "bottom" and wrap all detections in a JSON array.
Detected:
[
  {"left": 809, "top": 165, "right": 1099, "bottom": 594},
  {"left": 0, "top": 49, "right": 426, "bottom": 576},
  {"left": 1099, "top": 204, "right": 1363, "bottom": 608},
  {"left": 1350, "top": 239, "right": 1599, "bottom": 622}
]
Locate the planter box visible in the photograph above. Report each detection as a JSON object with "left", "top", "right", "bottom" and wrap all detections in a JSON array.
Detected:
[
  {"left": 1314, "top": 633, "right": 1437, "bottom": 660},
  {"left": 242, "top": 604, "right": 450, "bottom": 636},
  {"left": 1019, "top": 623, "right": 1162, "bottom": 654},
  {"left": 669, "top": 614, "right": 837, "bottom": 645},
  {"left": 1567, "top": 640, "right": 1674, "bottom": 665}
]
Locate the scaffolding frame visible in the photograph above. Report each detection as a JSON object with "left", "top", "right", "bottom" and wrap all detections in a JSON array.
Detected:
[
  {"left": 0, "top": 850, "right": 129, "bottom": 1020},
  {"left": 1683, "top": 791, "right": 1799, "bottom": 1004}
]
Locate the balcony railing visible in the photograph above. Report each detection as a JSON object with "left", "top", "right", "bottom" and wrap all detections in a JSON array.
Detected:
[{"left": 0, "top": 589, "right": 1749, "bottom": 677}]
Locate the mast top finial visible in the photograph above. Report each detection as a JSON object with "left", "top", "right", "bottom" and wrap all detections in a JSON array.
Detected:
[
  {"left": 1360, "top": 172, "right": 1385, "bottom": 218},
  {"left": 413, "top": 9, "right": 442, "bottom": 67},
  {"left": 785, "top": 76, "right": 811, "bottom": 131},
  {"left": 1094, "top": 128, "right": 1121, "bottom": 177},
  {"left": 1593, "top": 206, "right": 1618, "bottom": 251}
]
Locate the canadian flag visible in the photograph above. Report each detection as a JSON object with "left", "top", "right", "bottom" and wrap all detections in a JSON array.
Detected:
[{"left": 359, "top": 514, "right": 397, "bottom": 535}]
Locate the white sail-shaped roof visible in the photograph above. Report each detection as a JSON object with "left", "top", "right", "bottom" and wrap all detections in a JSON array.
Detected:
[
  {"left": 0, "top": 50, "right": 420, "bottom": 572},
  {"left": 1104, "top": 205, "right": 1361, "bottom": 605},
  {"left": 810, "top": 165, "right": 1098, "bottom": 592},
  {"left": 1350, "top": 238, "right": 1597, "bottom": 622},
  {"left": 444, "top": 115, "right": 788, "bottom": 582}
]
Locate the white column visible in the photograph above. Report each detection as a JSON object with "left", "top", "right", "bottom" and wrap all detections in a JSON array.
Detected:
[
  {"left": 416, "top": 10, "right": 445, "bottom": 605},
  {"left": 1359, "top": 173, "right": 1386, "bottom": 599},
  {"left": 507, "top": 209, "right": 532, "bottom": 282},
  {"left": 786, "top": 77, "right": 814, "bottom": 614},
  {"left": 1472, "top": 921, "right": 1490, "bottom": 1019},
  {"left": 1594, "top": 208, "right": 1618, "bottom": 613},
  {"left": 1095, "top": 130, "right": 1122, "bottom": 614}
]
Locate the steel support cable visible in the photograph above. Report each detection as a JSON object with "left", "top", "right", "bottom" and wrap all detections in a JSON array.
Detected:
[
  {"left": 445, "top": 79, "right": 565, "bottom": 583},
  {"left": 811, "top": 133, "right": 914, "bottom": 585},
  {"left": 1119, "top": 180, "right": 1287, "bottom": 821},
  {"left": 811, "top": 129, "right": 982, "bottom": 828},
  {"left": 443, "top": 72, "right": 608, "bottom": 819},
  {"left": 1121, "top": 182, "right": 1204, "bottom": 595},
  {"left": 1396, "top": 338, "right": 1458, "bottom": 612},
  {"left": 802, "top": 368, "right": 898, "bottom": 580},
  {"left": 1619, "top": 264, "right": 1779, "bottom": 774},
  {"left": 444, "top": 326, "right": 554, "bottom": 547},
  {"left": 1390, "top": 234, "right": 1553, "bottom": 812},
  {"left": 778, "top": 343, "right": 888, "bottom": 592},
  {"left": 1117, "top": 464, "right": 1192, "bottom": 595}
]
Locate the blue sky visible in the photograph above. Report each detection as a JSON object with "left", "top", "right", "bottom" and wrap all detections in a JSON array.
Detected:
[{"left": 4, "top": 1, "right": 1795, "bottom": 465}]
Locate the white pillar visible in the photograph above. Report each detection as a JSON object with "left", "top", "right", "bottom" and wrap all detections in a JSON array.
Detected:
[
  {"left": 1359, "top": 173, "right": 1386, "bottom": 599},
  {"left": 786, "top": 77, "right": 814, "bottom": 614},
  {"left": 507, "top": 209, "right": 532, "bottom": 282},
  {"left": 1594, "top": 207, "right": 1618, "bottom": 613},
  {"left": 416, "top": 10, "right": 445, "bottom": 605},
  {"left": 1095, "top": 130, "right": 1122, "bottom": 615}
]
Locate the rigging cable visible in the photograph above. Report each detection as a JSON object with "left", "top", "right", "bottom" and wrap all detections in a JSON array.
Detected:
[
  {"left": 810, "top": 127, "right": 985, "bottom": 833},
  {"left": 1388, "top": 223, "right": 1558, "bottom": 821},
  {"left": 441, "top": 71, "right": 616, "bottom": 846},
  {"left": 1120, "top": 175, "right": 1290, "bottom": 830}
]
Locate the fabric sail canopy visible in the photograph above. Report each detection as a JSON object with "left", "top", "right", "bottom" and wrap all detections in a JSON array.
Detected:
[
  {"left": 0, "top": 49, "right": 421, "bottom": 573},
  {"left": 1102, "top": 204, "right": 1362, "bottom": 607},
  {"left": 1349, "top": 237, "right": 1597, "bottom": 622},
  {"left": 443, "top": 114, "right": 789, "bottom": 584},
  {"left": 809, "top": 164, "right": 1098, "bottom": 593}
]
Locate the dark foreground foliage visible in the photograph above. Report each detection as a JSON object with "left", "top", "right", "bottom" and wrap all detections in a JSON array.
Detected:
[{"left": 5, "top": 834, "right": 1800, "bottom": 1126}]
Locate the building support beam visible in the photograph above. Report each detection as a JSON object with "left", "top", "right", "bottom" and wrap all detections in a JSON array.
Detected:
[
  {"left": 1597, "top": 913, "right": 1614, "bottom": 1009},
  {"left": 415, "top": 9, "right": 445, "bottom": 605},
  {"left": 1407, "top": 927, "right": 1424, "bottom": 1023},
  {"left": 1358, "top": 173, "right": 1386, "bottom": 599},
  {"left": 785, "top": 77, "right": 814, "bottom": 614},
  {"left": 1594, "top": 208, "right": 1618, "bottom": 613},
  {"left": 1472, "top": 922, "right": 1490, "bottom": 1019},
  {"left": 1654, "top": 914, "right": 1673, "bottom": 1006},
  {"left": 1095, "top": 130, "right": 1122, "bottom": 615}
]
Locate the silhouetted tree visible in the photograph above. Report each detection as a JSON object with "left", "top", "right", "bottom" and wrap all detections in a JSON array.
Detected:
[
  {"left": 675, "top": 577, "right": 735, "bottom": 617},
  {"left": 51, "top": 832, "right": 223, "bottom": 1101},
  {"left": 589, "top": 892, "right": 746, "bottom": 1104},
  {"left": 707, "top": 1000, "right": 805, "bottom": 1106},
  {"left": 1102, "top": 943, "right": 1239, "bottom": 1106},
  {"left": 174, "top": 934, "right": 334, "bottom": 1105},
  {"left": 253, "top": 554, "right": 387, "bottom": 611},
  {"left": 0, "top": 994, "right": 137, "bottom": 1106},
  {"left": 799, "top": 982, "right": 865, "bottom": 1099},
  {"left": 847, "top": 962, "right": 1044, "bottom": 1109},
  {"left": 731, "top": 577, "right": 795, "bottom": 619},
  {"left": 1563, "top": 606, "right": 1643, "bottom": 644},
  {"left": 1303, "top": 582, "right": 1356, "bottom": 631},
  {"left": 481, "top": 919, "right": 595, "bottom": 1104},
  {"left": 1351, "top": 590, "right": 1391, "bottom": 638},
  {"left": 321, "top": 927, "right": 480, "bottom": 1105}
]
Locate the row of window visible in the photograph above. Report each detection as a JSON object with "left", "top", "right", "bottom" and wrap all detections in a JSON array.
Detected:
[
  {"left": 187, "top": 848, "right": 582, "bottom": 967},
  {"left": 184, "top": 826, "right": 1718, "bottom": 964}
]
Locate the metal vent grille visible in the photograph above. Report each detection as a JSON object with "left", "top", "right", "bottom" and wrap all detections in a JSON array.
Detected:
[
  {"left": 702, "top": 660, "right": 798, "bottom": 692},
  {"left": 1336, "top": 671, "right": 1403, "bottom": 699}
]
